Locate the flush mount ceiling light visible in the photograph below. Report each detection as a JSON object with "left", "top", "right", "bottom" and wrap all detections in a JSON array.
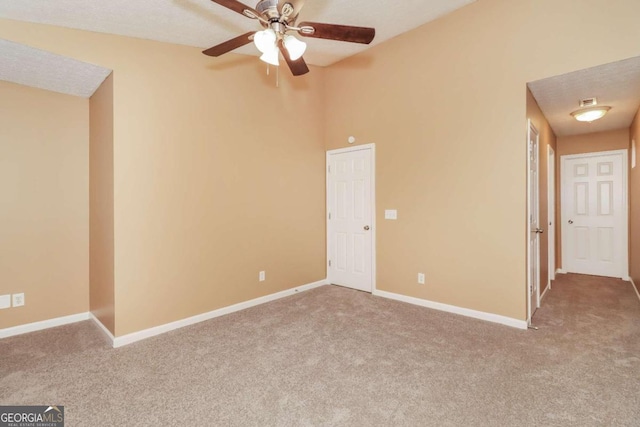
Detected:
[
  {"left": 571, "top": 99, "right": 611, "bottom": 123},
  {"left": 571, "top": 106, "right": 611, "bottom": 122}
]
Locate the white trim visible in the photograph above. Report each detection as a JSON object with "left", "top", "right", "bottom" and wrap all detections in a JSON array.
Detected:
[
  {"left": 560, "top": 149, "right": 629, "bottom": 279},
  {"left": 325, "top": 144, "right": 374, "bottom": 156},
  {"left": 89, "top": 313, "right": 115, "bottom": 343},
  {"left": 371, "top": 145, "right": 376, "bottom": 294},
  {"left": 526, "top": 120, "right": 541, "bottom": 324},
  {"left": 111, "top": 280, "right": 327, "bottom": 348},
  {"left": 629, "top": 278, "right": 640, "bottom": 302},
  {"left": 373, "top": 290, "right": 528, "bottom": 330},
  {"left": 547, "top": 145, "right": 556, "bottom": 285},
  {"left": 326, "top": 143, "right": 376, "bottom": 294},
  {"left": 556, "top": 269, "right": 566, "bottom": 275},
  {"left": 540, "top": 283, "right": 551, "bottom": 302},
  {"left": 0, "top": 312, "right": 90, "bottom": 339}
]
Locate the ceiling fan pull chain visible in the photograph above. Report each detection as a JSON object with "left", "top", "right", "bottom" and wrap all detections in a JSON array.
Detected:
[{"left": 267, "top": 63, "right": 270, "bottom": 76}]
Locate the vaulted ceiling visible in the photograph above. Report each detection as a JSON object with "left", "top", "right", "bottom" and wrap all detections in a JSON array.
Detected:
[{"left": 0, "top": 0, "right": 475, "bottom": 96}]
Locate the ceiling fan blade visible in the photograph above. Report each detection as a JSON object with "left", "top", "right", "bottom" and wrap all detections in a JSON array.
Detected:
[
  {"left": 297, "top": 22, "right": 375, "bottom": 44},
  {"left": 210, "top": 0, "right": 261, "bottom": 19},
  {"left": 202, "top": 31, "right": 255, "bottom": 57},
  {"left": 278, "top": 41, "right": 309, "bottom": 76}
]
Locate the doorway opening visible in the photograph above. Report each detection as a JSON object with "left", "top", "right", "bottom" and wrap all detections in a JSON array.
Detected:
[
  {"left": 527, "top": 120, "right": 541, "bottom": 324},
  {"left": 526, "top": 55, "right": 640, "bottom": 316}
]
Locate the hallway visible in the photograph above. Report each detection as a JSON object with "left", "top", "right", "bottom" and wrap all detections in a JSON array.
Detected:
[{"left": 535, "top": 273, "right": 639, "bottom": 329}]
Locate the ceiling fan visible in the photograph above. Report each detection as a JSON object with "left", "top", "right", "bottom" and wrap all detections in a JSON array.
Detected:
[{"left": 202, "top": 0, "right": 376, "bottom": 76}]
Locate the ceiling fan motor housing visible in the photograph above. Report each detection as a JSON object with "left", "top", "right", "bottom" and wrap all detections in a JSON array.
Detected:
[{"left": 256, "top": 0, "right": 281, "bottom": 21}]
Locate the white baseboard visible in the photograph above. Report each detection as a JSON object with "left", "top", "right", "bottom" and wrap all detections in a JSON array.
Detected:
[
  {"left": 110, "top": 279, "right": 327, "bottom": 348},
  {"left": 556, "top": 269, "right": 566, "bottom": 275},
  {"left": 89, "top": 313, "right": 115, "bottom": 344},
  {"left": 373, "top": 290, "right": 528, "bottom": 330},
  {"left": 540, "top": 284, "right": 551, "bottom": 302},
  {"left": 630, "top": 278, "right": 640, "bottom": 303},
  {"left": 0, "top": 312, "right": 90, "bottom": 339}
]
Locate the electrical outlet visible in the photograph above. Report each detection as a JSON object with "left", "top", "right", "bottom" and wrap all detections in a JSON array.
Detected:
[
  {"left": 12, "top": 293, "right": 25, "bottom": 307},
  {"left": 417, "top": 273, "right": 425, "bottom": 285},
  {"left": 259, "top": 271, "right": 266, "bottom": 282},
  {"left": 0, "top": 295, "right": 10, "bottom": 309}
]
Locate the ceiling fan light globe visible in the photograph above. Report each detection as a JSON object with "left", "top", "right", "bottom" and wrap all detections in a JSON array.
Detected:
[
  {"left": 260, "top": 48, "right": 280, "bottom": 66},
  {"left": 284, "top": 35, "right": 307, "bottom": 60},
  {"left": 253, "top": 29, "right": 277, "bottom": 54}
]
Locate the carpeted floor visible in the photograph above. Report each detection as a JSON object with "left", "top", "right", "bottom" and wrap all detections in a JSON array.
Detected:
[{"left": 1, "top": 274, "right": 639, "bottom": 426}]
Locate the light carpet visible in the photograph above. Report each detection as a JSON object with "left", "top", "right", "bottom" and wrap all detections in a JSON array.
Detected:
[{"left": 1, "top": 273, "right": 639, "bottom": 426}]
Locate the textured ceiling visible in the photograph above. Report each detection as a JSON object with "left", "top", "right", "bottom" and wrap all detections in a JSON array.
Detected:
[
  {"left": 0, "top": 0, "right": 475, "bottom": 96},
  {"left": 528, "top": 56, "right": 640, "bottom": 137},
  {"left": 0, "top": 39, "right": 111, "bottom": 98}
]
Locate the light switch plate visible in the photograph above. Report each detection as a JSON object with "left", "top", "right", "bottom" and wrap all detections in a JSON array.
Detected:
[
  {"left": 0, "top": 294, "right": 10, "bottom": 309},
  {"left": 384, "top": 209, "right": 398, "bottom": 220}
]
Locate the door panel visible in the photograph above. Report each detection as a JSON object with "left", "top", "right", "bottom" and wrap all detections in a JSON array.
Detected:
[
  {"left": 597, "top": 227, "right": 614, "bottom": 261},
  {"left": 575, "top": 182, "right": 588, "bottom": 215},
  {"left": 597, "top": 181, "right": 612, "bottom": 215},
  {"left": 574, "top": 227, "right": 589, "bottom": 259}
]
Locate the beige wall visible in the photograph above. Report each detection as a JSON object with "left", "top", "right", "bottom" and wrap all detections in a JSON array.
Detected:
[
  {"left": 324, "top": 0, "right": 640, "bottom": 320},
  {"left": 3, "top": 0, "right": 640, "bottom": 331},
  {"left": 0, "top": 81, "right": 89, "bottom": 328},
  {"left": 0, "top": 20, "right": 327, "bottom": 336},
  {"left": 630, "top": 108, "right": 640, "bottom": 285},
  {"left": 555, "top": 128, "right": 630, "bottom": 268},
  {"left": 90, "top": 74, "right": 115, "bottom": 334},
  {"left": 526, "top": 89, "right": 557, "bottom": 297}
]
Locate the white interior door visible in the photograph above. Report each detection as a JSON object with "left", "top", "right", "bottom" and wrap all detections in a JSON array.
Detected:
[
  {"left": 327, "top": 146, "right": 374, "bottom": 292},
  {"left": 561, "top": 150, "right": 628, "bottom": 278},
  {"left": 548, "top": 146, "right": 556, "bottom": 284},
  {"left": 527, "top": 121, "right": 541, "bottom": 323}
]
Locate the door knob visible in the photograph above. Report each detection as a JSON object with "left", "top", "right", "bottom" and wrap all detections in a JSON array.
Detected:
[
  {"left": 568, "top": 220, "right": 573, "bottom": 224},
  {"left": 535, "top": 228, "right": 544, "bottom": 234},
  {"left": 364, "top": 225, "right": 370, "bottom": 231}
]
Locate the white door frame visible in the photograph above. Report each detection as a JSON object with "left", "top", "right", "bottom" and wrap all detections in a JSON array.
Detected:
[
  {"left": 527, "top": 120, "right": 541, "bottom": 325},
  {"left": 326, "top": 143, "right": 376, "bottom": 293},
  {"left": 560, "top": 149, "right": 629, "bottom": 279},
  {"left": 547, "top": 146, "right": 556, "bottom": 287}
]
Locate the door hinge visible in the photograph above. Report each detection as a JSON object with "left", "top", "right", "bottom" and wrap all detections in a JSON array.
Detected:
[
  {"left": 328, "top": 260, "right": 332, "bottom": 267},
  {"left": 328, "top": 165, "right": 331, "bottom": 173},
  {"left": 328, "top": 212, "right": 331, "bottom": 220}
]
